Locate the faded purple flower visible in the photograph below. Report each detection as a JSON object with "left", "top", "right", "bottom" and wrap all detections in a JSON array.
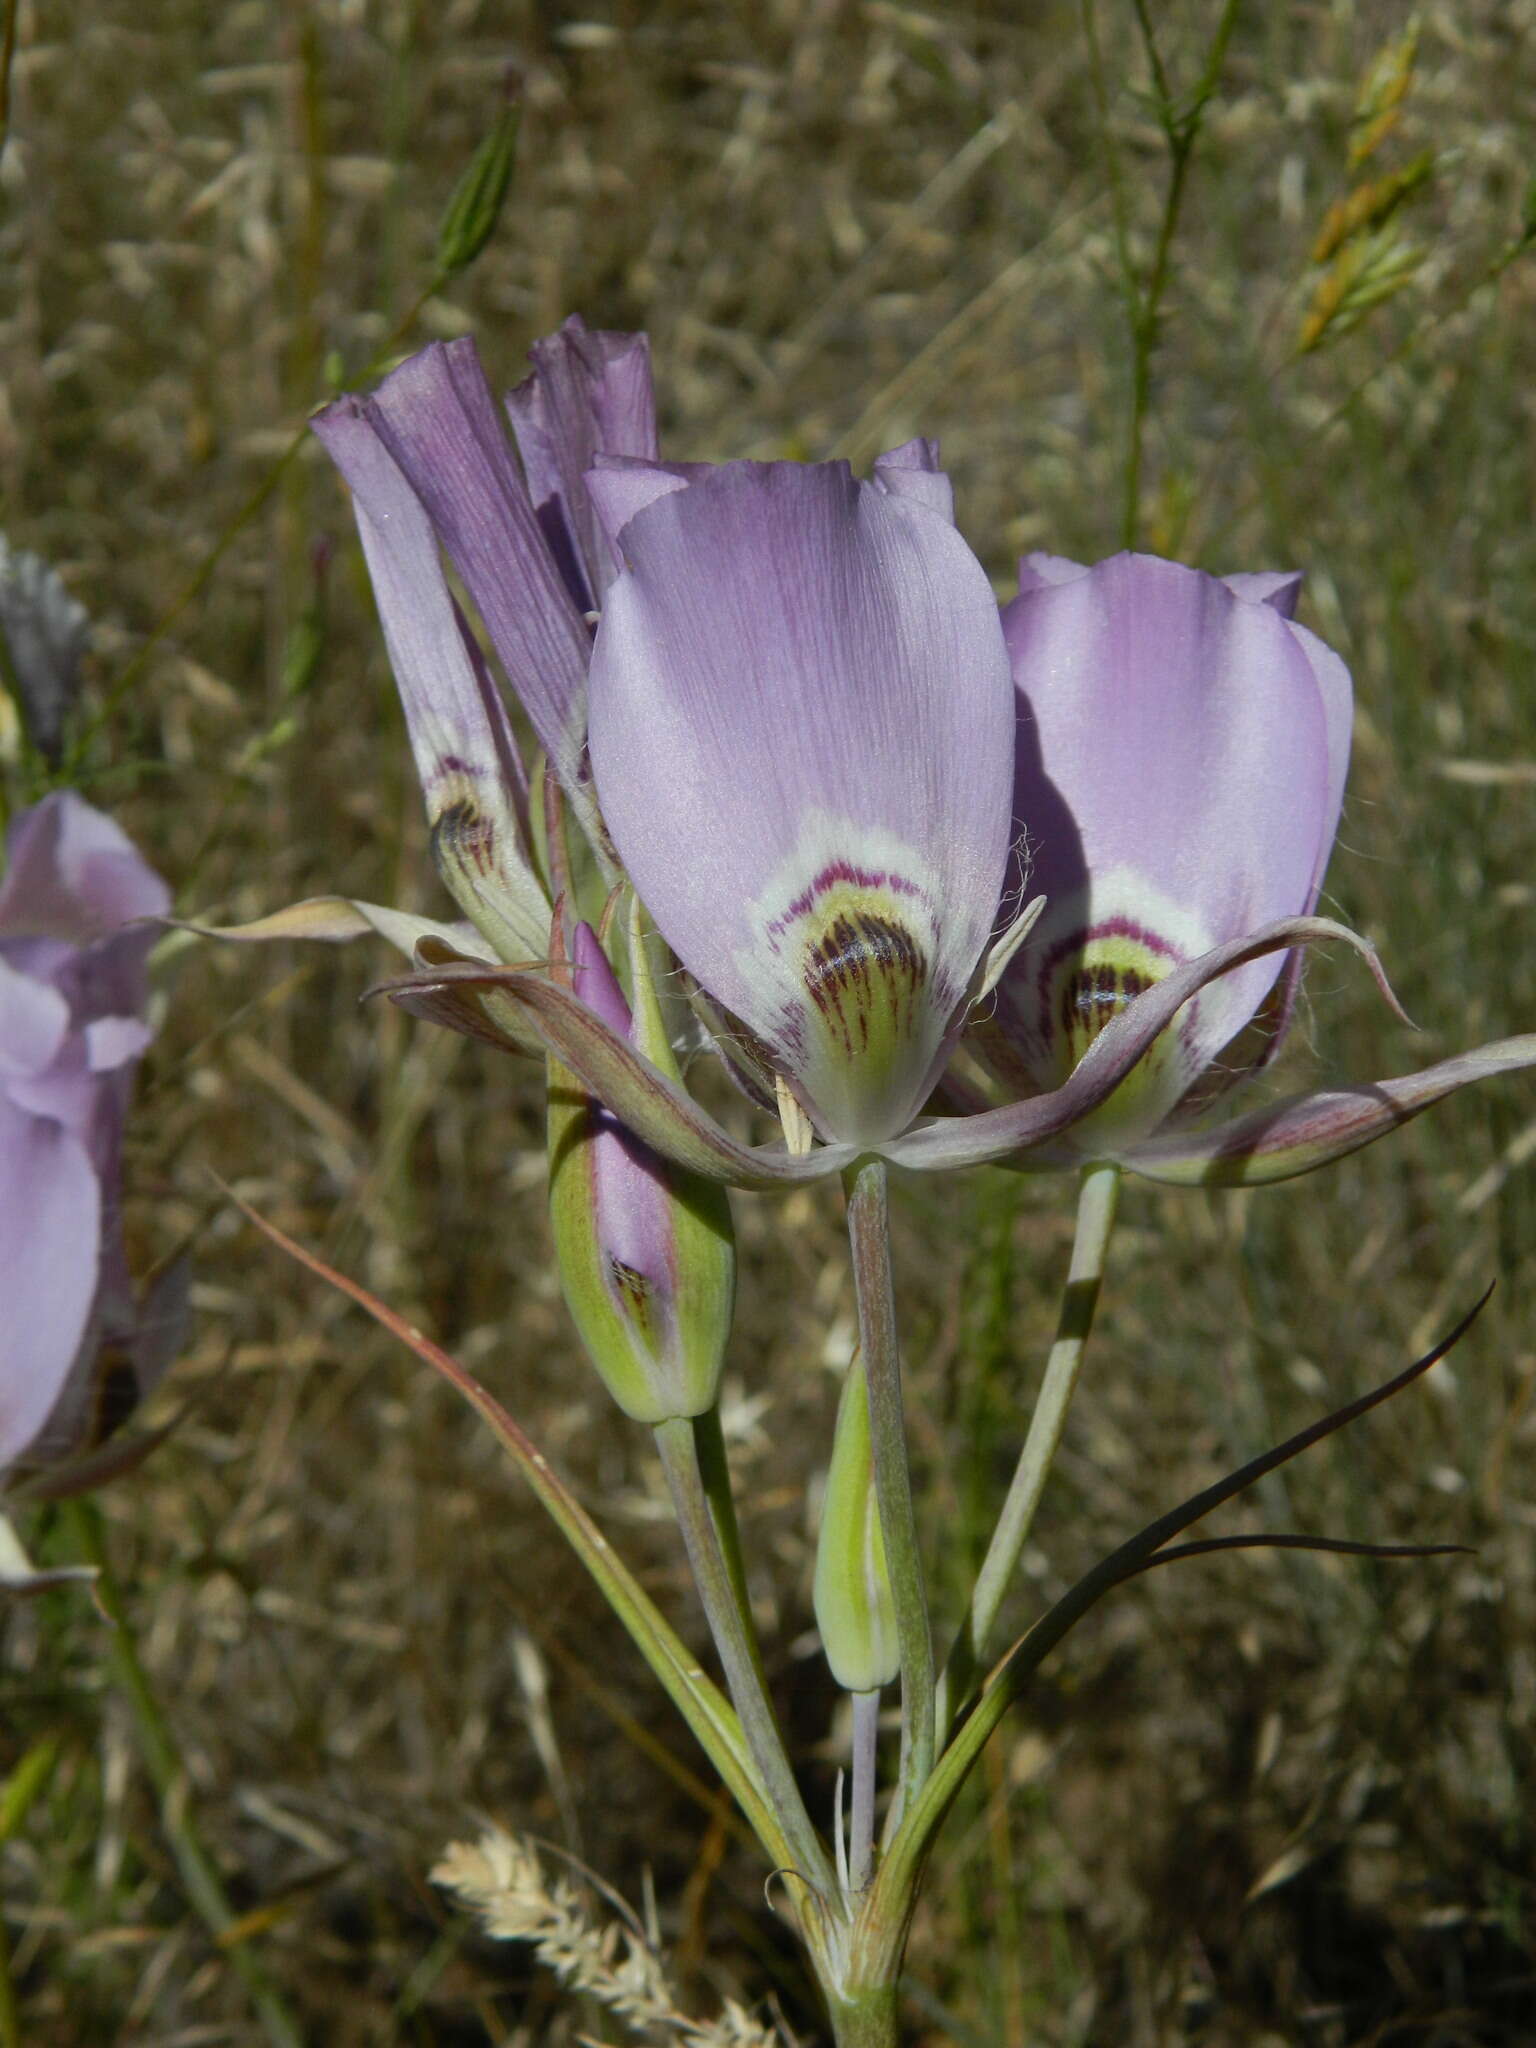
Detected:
[
  {"left": 201, "top": 318, "right": 662, "bottom": 985},
  {"left": 0, "top": 793, "right": 182, "bottom": 1487}
]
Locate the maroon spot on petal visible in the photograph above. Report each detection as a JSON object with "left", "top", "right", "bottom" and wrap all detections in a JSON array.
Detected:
[
  {"left": 431, "top": 798, "right": 498, "bottom": 878},
  {"left": 767, "top": 861, "right": 923, "bottom": 941},
  {"left": 1057, "top": 961, "right": 1153, "bottom": 1047},
  {"left": 608, "top": 1256, "right": 663, "bottom": 1345},
  {"left": 804, "top": 910, "right": 926, "bottom": 1054}
]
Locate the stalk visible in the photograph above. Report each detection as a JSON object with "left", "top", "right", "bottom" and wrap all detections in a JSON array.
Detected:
[
  {"left": 827, "top": 1982, "right": 901, "bottom": 2048},
  {"left": 848, "top": 1689, "right": 881, "bottom": 1894},
  {"left": 1103, "top": 0, "right": 1242, "bottom": 547},
  {"left": 938, "top": 1162, "right": 1120, "bottom": 1734},
  {"left": 843, "top": 1159, "right": 934, "bottom": 1819},
  {"left": 652, "top": 1418, "right": 834, "bottom": 1896}
]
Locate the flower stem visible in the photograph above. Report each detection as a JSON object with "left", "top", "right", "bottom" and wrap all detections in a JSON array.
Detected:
[
  {"left": 843, "top": 1158, "right": 934, "bottom": 1822},
  {"left": 938, "top": 1161, "right": 1121, "bottom": 1737},
  {"left": 848, "top": 1689, "right": 881, "bottom": 1894},
  {"left": 652, "top": 1416, "right": 834, "bottom": 1896},
  {"left": 65, "top": 1500, "right": 306, "bottom": 2048},
  {"left": 690, "top": 1405, "right": 764, "bottom": 1691},
  {"left": 827, "top": 1981, "right": 901, "bottom": 2048}
]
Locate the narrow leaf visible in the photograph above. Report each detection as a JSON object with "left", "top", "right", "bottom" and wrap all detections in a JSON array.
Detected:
[
  {"left": 229, "top": 1192, "right": 799, "bottom": 1874},
  {"left": 875, "top": 1290, "right": 1491, "bottom": 1917}
]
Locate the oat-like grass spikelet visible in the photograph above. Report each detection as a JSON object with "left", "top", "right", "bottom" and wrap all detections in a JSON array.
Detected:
[{"left": 435, "top": 1828, "right": 785, "bottom": 2045}]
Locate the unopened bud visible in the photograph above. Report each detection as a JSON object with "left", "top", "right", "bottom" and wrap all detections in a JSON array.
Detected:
[
  {"left": 813, "top": 1355, "right": 899, "bottom": 1695},
  {"left": 435, "top": 73, "right": 522, "bottom": 280},
  {"left": 548, "top": 911, "right": 735, "bottom": 1424}
]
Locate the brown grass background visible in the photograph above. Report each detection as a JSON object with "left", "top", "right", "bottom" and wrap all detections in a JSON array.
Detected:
[{"left": 3, "top": 0, "right": 1535, "bottom": 2041}]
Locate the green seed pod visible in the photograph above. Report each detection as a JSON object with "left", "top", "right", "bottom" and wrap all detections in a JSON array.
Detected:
[{"left": 813, "top": 1354, "right": 899, "bottom": 1694}]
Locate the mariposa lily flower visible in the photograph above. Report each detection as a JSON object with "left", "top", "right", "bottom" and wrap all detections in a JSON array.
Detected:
[
  {"left": 955, "top": 550, "right": 1536, "bottom": 1184},
  {"left": 583, "top": 451, "right": 1023, "bottom": 1148},
  {"left": 0, "top": 793, "right": 185, "bottom": 1498}
]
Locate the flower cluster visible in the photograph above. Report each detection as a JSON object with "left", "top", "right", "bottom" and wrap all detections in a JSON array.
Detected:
[
  {"left": 222, "top": 316, "right": 1528, "bottom": 1207},
  {"left": 201, "top": 317, "right": 1532, "bottom": 2032}
]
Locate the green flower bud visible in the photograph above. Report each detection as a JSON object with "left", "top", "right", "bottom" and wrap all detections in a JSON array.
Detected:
[
  {"left": 548, "top": 907, "right": 735, "bottom": 1424},
  {"left": 435, "top": 74, "right": 522, "bottom": 281},
  {"left": 813, "top": 1355, "right": 899, "bottom": 1694}
]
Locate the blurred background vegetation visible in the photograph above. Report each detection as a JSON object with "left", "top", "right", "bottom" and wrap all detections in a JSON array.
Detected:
[{"left": 2, "top": 0, "right": 1534, "bottom": 2041}]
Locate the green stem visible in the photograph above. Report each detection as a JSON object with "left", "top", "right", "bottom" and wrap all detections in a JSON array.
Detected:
[
  {"left": 827, "top": 1980, "right": 901, "bottom": 2048},
  {"left": 1118, "top": 0, "right": 1242, "bottom": 548},
  {"left": 652, "top": 1418, "right": 835, "bottom": 1897},
  {"left": 65, "top": 1501, "right": 306, "bottom": 2048},
  {"left": 938, "top": 1162, "right": 1120, "bottom": 1736},
  {"left": 690, "top": 1405, "right": 765, "bottom": 1694},
  {"left": 843, "top": 1159, "right": 934, "bottom": 1822}
]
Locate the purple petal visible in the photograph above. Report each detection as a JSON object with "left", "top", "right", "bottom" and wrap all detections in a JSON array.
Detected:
[
  {"left": 0, "top": 1096, "right": 100, "bottom": 1470},
  {"left": 567, "top": 923, "right": 685, "bottom": 1311},
  {"left": 586, "top": 459, "right": 691, "bottom": 551},
  {"left": 0, "top": 955, "right": 70, "bottom": 1078},
  {"left": 1223, "top": 570, "right": 1303, "bottom": 617},
  {"left": 995, "top": 554, "right": 1345, "bottom": 1135},
  {"left": 0, "top": 792, "right": 169, "bottom": 945},
  {"left": 1123, "top": 1034, "right": 1536, "bottom": 1185},
  {"left": 587, "top": 459, "right": 1015, "bottom": 1144},
  {"left": 505, "top": 315, "right": 658, "bottom": 610},
  {"left": 312, "top": 398, "right": 546, "bottom": 959},
  {"left": 357, "top": 338, "right": 593, "bottom": 796},
  {"left": 1014, "top": 551, "right": 1088, "bottom": 594},
  {"left": 888, "top": 916, "right": 1388, "bottom": 1173},
  {"left": 871, "top": 438, "right": 954, "bottom": 522}
]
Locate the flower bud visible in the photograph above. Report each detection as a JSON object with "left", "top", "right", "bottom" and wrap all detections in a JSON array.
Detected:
[
  {"left": 434, "top": 71, "right": 522, "bottom": 280},
  {"left": 547, "top": 910, "right": 734, "bottom": 1424},
  {"left": 813, "top": 1355, "right": 899, "bottom": 1695}
]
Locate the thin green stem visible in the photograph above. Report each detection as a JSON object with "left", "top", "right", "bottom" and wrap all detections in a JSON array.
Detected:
[
  {"left": 843, "top": 1158, "right": 934, "bottom": 1822},
  {"left": 1118, "top": 0, "right": 1242, "bottom": 547},
  {"left": 0, "top": 0, "right": 17, "bottom": 161},
  {"left": 690, "top": 1405, "right": 766, "bottom": 1694},
  {"left": 65, "top": 1502, "right": 305, "bottom": 2048},
  {"left": 652, "top": 1417, "right": 835, "bottom": 1897},
  {"left": 938, "top": 1162, "right": 1121, "bottom": 1737}
]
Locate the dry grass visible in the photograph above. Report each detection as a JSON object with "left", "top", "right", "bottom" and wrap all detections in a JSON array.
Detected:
[{"left": 3, "top": 0, "right": 1535, "bottom": 2041}]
